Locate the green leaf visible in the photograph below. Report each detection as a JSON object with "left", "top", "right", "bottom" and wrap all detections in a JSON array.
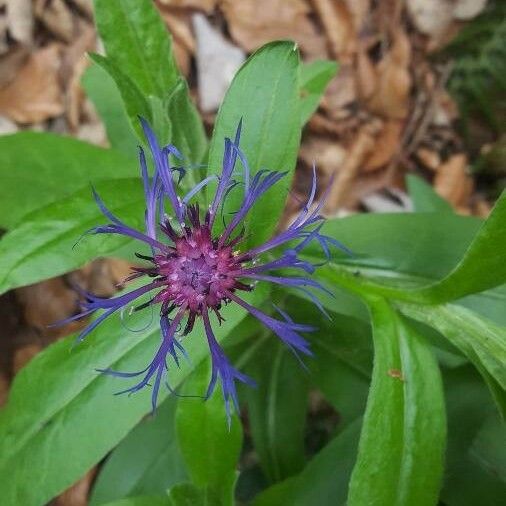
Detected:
[
  {"left": 94, "top": 0, "right": 178, "bottom": 98},
  {"left": 441, "top": 366, "right": 506, "bottom": 505},
  {"left": 315, "top": 212, "right": 482, "bottom": 281},
  {"left": 87, "top": 54, "right": 151, "bottom": 144},
  {"left": 0, "top": 289, "right": 263, "bottom": 506},
  {"left": 244, "top": 339, "right": 309, "bottom": 483},
  {"left": 167, "top": 483, "right": 206, "bottom": 506},
  {"left": 398, "top": 302, "right": 506, "bottom": 416},
  {"left": 0, "top": 179, "right": 144, "bottom": 296},
  {"left": 207, "top": 41, "right": 301, "bottom": 247},
  {"left": 102, "top": 497, "right": 170, "bottom": 506},
  {"left": 253, "top": 419, "right": 362, "bottom": 506},
  {"left": 93, "top": 0, "right": 206, "bottom": 155},
  {"left": 89, "top": 398, "right": 186, "bottom": 505},
  {"left": 81, "top": 62, "right": 138, "bottom": 157},
  {"left": 176, "top": 361, "right": 242, "bottom": 505},
  {"left": 165, "top": 78, "right": 208, "bottom": 167},
  {"left": 470, "top": 413, "right": 506, "bottom": 483},
  {"left": 0, "top": 132, "right": 136, "bottom": 229},
  {"left": 299, "top": 60, "right": 337, "bottom": 124},
  {"left": 347, "top": 297, "right": 446, "bottom": 506},
  {"left": 308, "top": 312, "right": 372, "bottom": 424},
  {"left": 311, "top": 211, "right": 505, "bottom": 323},
  {"left": 412, "top": 190, "right": 506, "bottom": 302},
  {"left": 406, "top": 174, "right": 453, "bottom": 213}
]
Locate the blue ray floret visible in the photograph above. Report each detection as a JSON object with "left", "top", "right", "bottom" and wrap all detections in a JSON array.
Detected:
[{"left": 59, "top": 119, "right": 348, "bottom": 421}]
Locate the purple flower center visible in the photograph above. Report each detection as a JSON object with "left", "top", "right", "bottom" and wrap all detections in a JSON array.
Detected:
[{"left": 153, "top": 220, "right": 244, "bottom": 314}]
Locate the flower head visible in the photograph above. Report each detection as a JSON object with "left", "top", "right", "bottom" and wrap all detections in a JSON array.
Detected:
[{"left": 61, "top": 119, "right": 347, "bottom": 421}]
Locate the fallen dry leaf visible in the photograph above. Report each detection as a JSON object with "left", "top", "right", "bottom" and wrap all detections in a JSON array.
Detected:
[
  {"left": 324, "top": 120, "right": 382, "bottom": 213},
  {"left": 193, "top": 13, "right": 245, "bottom": 112},
  {"left": 158, "top": 0, "right": 217, "bottom": 14},
  {"left": 34, "top": 0, "right": 75, "bottom": 42},
  {"left": 406, "top": 0, "right": 454, "bottom": 37},
  {"left": 161, "top": 8, "right": 195, "bottom": 54},
  {"left": 321, "top": 65, "right": 357, "bottom": 116},
  {"left": 472, "top": 197, "right": 492, "bottom": 218},
  {"left": 343, "top": 0, "right": 371, "bottom": 32},
  {"left": 363, "top": 119, "right": 403, "bottom": 171},
  {"left": 63, "top": 23, "right": 96, "bottom": 129},
  {"left": 6, "top": 0, "right": 33, "bottom": 46},
  {"left": 453, "top": 0, "right": 487, "bottom": 20},
  {"left": 367, "top": 27, "right": 411, "bottom": 119},
  {"left": 55, "top": 468, "right": 97, "bottom": 506},
  {"left": 0, "top": 114, "right": 18, "bottom": 134},
  {"left": 415, "top": 146, "right": 441, "bottom": 171},
  {"left": 434, "top": 153, "right": 474, "bottom": 210},
  {"left": 0, "top": 44, "right": 64, "bottom": 124},
  {"left": 220, "top": 0, "right": 327, "bottom": 58},
  {"left": 13, "top": 344, "right": 42, "bottom": 374},
  {"left": 16, "top": 278, "right": 77, "bottom": 331},
  {"left": 311, "top": 0, "right": 356, "bottom": 62},
  {"left": 160, "top": 8, "right": 195, "bottom": 76},
  {"left": 76, "top": 118, "right": 107, "bottom": 145},
  {"left": 70, "top": 0, "right": 94, "bottom": 19},
  {"left": 356, "top": 45, "right": 377, "bottom": 101},
  {"left": 299, "top": 136, "right": 347, "bottom": 175},
  {"left": 105, "top": 258, "right": 135, "bottom": 288},
  {"left": 0, "top": 1, "right": 8, "bottom": 54},
  {"left": 0, "top": 44, "right": 29, "bottom": 87}
]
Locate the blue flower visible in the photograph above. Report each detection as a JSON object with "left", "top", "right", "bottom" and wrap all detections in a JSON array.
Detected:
[{"left": 58, "top": 119, "right": 347, "bottom": 421}]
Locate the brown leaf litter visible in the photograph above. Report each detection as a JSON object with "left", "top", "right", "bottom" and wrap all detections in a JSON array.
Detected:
[{"left": 0, "top": 43, "right": 64, "bottom": 123}]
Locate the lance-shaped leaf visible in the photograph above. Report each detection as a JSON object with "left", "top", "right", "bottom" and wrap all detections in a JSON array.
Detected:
[
  {"left": 88, "top": 53, "right": 153, "bottom": 142},
  {"left": 207, "top": 41, "right": 301, "bottom": 247},
  {"left": 244, "top": 339, "right": 309, "bottom": 483},
  {"left": 89, "top": 398, "right": 186, "bottom": 505},
  {"left": 411, "top": 190, "right": 506, "bottom": 302},
  {"left": 406, "top": 174, "right": 454, "bottom": 213},
  {"left": 299, "top": 60, "right": 337, "bottom": 124},
  {"left": 0, "top": 289, "right": 263, "bottom": 506},
  {"left": 253, "top": 419, "right": 362, "bottom": 506},
  {"left": 0, "top": 133, "right": 136, "bottom": 229},
  {"left": 347, "top": 296, "right": 446, "bottom": 506},
  {"left": 176, "top": 360, "right": 242, "bottom": 506},
  {"left": 0, "top": 179, "right": 144, "bottom": 296},
  {"left": 398, "top": 302, "right": 506, "bottom": 418},
  {"left": 94, "top": 0, "right": 178, "bottom": 98},
  {"left": 81, "top": 62, "right": 139, "bottom": 158},
  {"left": 93, "top": 0, "right": 206, "bottom": 157}
]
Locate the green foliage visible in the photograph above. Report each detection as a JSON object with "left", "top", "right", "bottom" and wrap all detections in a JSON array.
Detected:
[
  {"left": 0, "top": 0, "right": 504, "bottom": 504},
  {"left": 207, "top": 41, "right": 301, "bottom": 247},
  {"left": 299, "top": 60, "right": 337, "bottom": 124},
  {"left": 0, "top": 133, "right": 136, "bottom": 229},
  {"left": 89, "top": 398, "right": 186, "bottom": 505},
  {"left": 93, "top": 0, "right": 207, "bottom": 161},
  {"left": 347, "top": 297, "right": 446, "bottom": 506},
  {"left": 446, "top": 1, "right": 506, "bottom": 131},
  {"left": 102, "top": 497, "right": 171, "bottom": 506},
  {"left": 176, "top": 361, "right": 242, "bottom": 505},
  {"left": 0, "top": 290, "right": 260, "bottom": 505},
  {"left": 0, "top": 179, "right": 144, "bottom": 295},
  {"left": 81, "top": 62, "right": 138, "bottom": 158},
  {"left": 253, "top": 420, "right": 362, "bottom": 506},
  {"left": 243, "top": 339, "right": 309, "bottom": 483},
  {"left": 441, "top": 366, "right": 506, "bottom": 505},
  {"left": 406, "top": 174, "right": 454, "bottom": 213}
]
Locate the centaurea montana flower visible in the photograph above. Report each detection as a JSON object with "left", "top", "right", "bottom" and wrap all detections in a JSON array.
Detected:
[{"left": 61, "top": 119, "right": 347, "bottom": 420}]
